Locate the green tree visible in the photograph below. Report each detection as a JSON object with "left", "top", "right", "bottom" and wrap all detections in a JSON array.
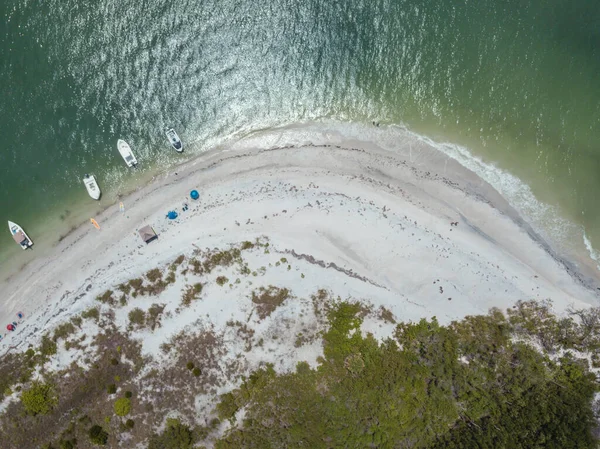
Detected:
[
  {"left": 213, "top": 301, "right": 599, "bottom": 449},
  {"left": 88, "top": 424, "right": 108, "bottom": 445},
  {"left": 148, "top": 419, "right": 194, "bottom": 449}
]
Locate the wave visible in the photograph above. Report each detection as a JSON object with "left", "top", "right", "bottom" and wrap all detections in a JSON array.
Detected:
[
  {"left": 405, "top": 130, "right": 599, "bottom": 271},
  {"left": 584, "top": 233, "right": 600, "bottom": 272},
  {"left": 237, "top": 119, "right": 600, "bottom": 273}
]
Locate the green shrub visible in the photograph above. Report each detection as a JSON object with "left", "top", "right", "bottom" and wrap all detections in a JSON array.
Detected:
[
  {"left": 118, "top": 283, "right": 132, "bottom": 295},
  {"left": 181, "top": 283, "right": 203, "bottom": 306},
  {"left": 171, "top": 255, "right": 185, "bottom": 269},
  {"left": 114, "top": 397, "right": 131, "bottom": 416},
  {"left": 59, "top": 440, "right": 75, "bottom": 449},
  {"left": 39, "top": 335, "right": 57, "bottom": 358},
  {"left": 193, "top": 367, "right": 201, "bottom": 377},
  {"left": 216, "top": 392, "right": 239, "bottom": 420},
  {"left": 81, "top": 307, "right": 100, "bottom": 321},
  {"left": 107, "top": 384, "right": 116, "bottom": 394},
  {"left": 147, "top": 303, "right": 166, "bottom": 331},
  {"left": 251, "top": 286, "right": 290, "bottom": 319},
  {"left": 110, "top": 358, "right": 119, "bottom": 366},
  {"left": 128, "top": 278, "right": 143, "bottom": 291},
  {"left": 125, "top": 419, "right": 135, "bottom": 429},
  {"left": 21, "top": 382, "right": 58, "bottom": 416},
  {"left": 241, "top": 241, "right": 254, "bottom": 250},
  {"left": 146, "top": 268, "right": 162, "bottom": 282},
  {"left": 128, "top": 308, "right": 145, "bottom": 328},
  {"left": 125, "top": 390, "right": 132, "bottom": 398},
  {"left": 165, "top": 271, "right": 176, "bottom": 284},
  {"left": 186, "top": 361, "right": 194, "bottom": 370},
  {"left": 148, "top": 419, "right": 194, "bottom": 449},
  {"left": 96, "top": 290, "right": 115, "bottom": 305},
  {"left": 88, "top": 424, "right": 108, "bottom": 445},
  {"left": 216, "top": 276, "right": 229, "bottom": 286}
]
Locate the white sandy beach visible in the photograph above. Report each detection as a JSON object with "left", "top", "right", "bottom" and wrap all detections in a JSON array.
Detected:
[{"left": 1, "top": 124, "right": 599, "bottom": 354}]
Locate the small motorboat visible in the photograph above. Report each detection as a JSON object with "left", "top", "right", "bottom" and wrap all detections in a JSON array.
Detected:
[
  {"left": 83, "top": 174, "right": 101, "bottom": 200},
  {"left": 8, "top": 221, "right": 33, "bottom": 250},
  {"left": 165, "top": 129, "right": 183, "bottom": 152},
  {"left": 117, "top": 139, "right": 138, "bottom": 167}
]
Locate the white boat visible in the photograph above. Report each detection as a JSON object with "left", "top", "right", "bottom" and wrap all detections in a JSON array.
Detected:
[
  {"left": 165, "top": 129, "right": 183, "bottom": 152},
  {"left": 117, "top": 139, "right": 137, "bottom": 167},
  {"left": 8, "top": 221, "right": 33, "bottom": 250},
  {"left": 83, "top": 174, "right": 101, "bottom": 200}
]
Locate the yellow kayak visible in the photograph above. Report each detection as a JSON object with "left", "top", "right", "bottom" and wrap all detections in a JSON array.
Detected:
[{"left": 90, "top": 218, "right": 100, "bottom": 230}]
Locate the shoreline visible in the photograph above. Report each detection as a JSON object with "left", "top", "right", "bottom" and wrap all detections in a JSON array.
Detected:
[
  {"left": 2, "top": 121, "right": 599, "bottom": 286},
  {"left": 1, "top": 124, "right": 599, "bottom": 348}
]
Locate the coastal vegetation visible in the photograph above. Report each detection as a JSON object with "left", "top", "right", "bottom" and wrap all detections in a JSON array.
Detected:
[
  {"left": 2, "top": 298, "right": 599, "bottom": 448},
  {"left": 213, "top": 301, "right": 599, "bottom": 448},
  {"left": 250, "top": 286, "right": 290, "bottom": 319},
  {"left": 1, "top": 243, "right": 599, "bottom": 448}
]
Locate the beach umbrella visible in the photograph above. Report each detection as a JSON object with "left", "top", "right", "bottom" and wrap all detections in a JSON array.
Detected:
[
  {"left": 7, "top": 324, "right": 14, "bottom": 331},
  {"left": 16, "top": 312, "right": 23, "bottom": 320},
  {"left": 167, "top": 211, "right": 178, "bottom": 220},
  {"left": 190, "top": 190, "right": 199, "bottom": 200}
]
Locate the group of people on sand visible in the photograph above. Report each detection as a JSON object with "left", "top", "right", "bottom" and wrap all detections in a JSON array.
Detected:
[{"left": 1, "top": 312, "right": 24, "bottom": 340}]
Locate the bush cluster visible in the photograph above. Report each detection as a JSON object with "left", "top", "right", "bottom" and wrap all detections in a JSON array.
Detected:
[
  {"left": 21, "top": 382, "right": 58, "bottom": 416},
  {"left": 213, "top": 301, "right": 600, "bottom": 449},
  {"left": 148, "top": 418, "right": 194, "bottom": 449},
  {"left": 114, "top": 397, "right": 131, "bottom": 416},
  {"left": 88, "top": 425, "right": 108, "bottom": 445}
]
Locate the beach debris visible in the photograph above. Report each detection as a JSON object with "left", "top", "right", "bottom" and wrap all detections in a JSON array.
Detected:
[
  {"left": 167, "top": 211, "right": 178, "bottom": 220},
  {"left": 90, "top": 218, "right": 100, "bottom": 230},
  {"left": 190, "top": 190, "right": 199, "bottom": 200}
]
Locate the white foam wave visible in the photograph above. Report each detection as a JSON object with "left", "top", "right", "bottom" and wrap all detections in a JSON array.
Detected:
[
  {"left": 232, "top": 119, "right": 600, "bottom": 271},
  {"left": 406, "top": 130, "right": 600, "bottom": 271},
  {"left": 584, "top": 233, "right": 600, "bottom": 272}
]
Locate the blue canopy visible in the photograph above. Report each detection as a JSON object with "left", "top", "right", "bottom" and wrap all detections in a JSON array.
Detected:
[
  {"left": 167, "top": 211, "right": 178, "bottom": 220},
  {"left": 190, "top": 189, "right": 199, "bottom": 200}
]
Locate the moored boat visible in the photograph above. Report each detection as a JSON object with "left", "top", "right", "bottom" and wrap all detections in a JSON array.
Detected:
[
  {"left": 83, "top": 174, "right": 101, "bottom": 200},
  {"left": 165, "top": 128, "right": 183, "bottom": 152},
  {"left": 117, "top": 139, "right": 138, "bottom": 167},
  {"left": 8, "top": 221, "right": 33, "bottom": 250}
]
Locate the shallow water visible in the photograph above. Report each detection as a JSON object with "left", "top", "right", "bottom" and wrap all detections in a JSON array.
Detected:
[{"left": 0, "top": 0, "right": 599, "bottom": 270}]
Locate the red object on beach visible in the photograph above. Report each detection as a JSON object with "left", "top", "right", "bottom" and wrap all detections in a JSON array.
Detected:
[{"left": 6, "top": 324, "right": 14, "bottom": 331}]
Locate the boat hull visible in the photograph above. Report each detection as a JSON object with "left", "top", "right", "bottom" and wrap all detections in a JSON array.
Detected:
[
  {"left": 117, "top": 139, "right": 138, "bottom": 167},
  {"left": 165, "top": 129, "right": 183, "bottom": 152},
  {"left": 8, "top": 221, "right": 33, "bottom": 250},
  {"left": 83, "top": 174, "right": 101, "bottom": 200}
]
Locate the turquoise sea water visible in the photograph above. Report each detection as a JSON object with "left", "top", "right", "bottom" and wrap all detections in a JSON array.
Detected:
[{"left": 0, "top": 0, "right": 599, "bottom": 271}]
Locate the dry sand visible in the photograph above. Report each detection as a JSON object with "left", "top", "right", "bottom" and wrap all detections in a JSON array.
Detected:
[{"left": 1, "top": 123, "right": 599, "bottom": 351}]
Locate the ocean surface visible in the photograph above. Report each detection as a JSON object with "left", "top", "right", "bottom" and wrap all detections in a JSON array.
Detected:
[{"left": 0, "top": 0, "right": 599, "bottom": 274}]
